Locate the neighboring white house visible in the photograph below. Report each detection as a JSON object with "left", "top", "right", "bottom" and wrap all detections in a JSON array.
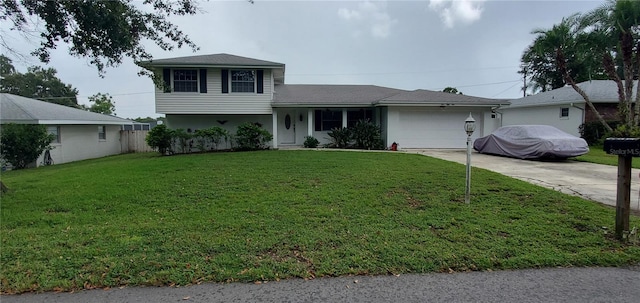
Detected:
[
  {"left": 139, "top": 53, "right": 509, "bottom": 148},
  {"left": 502, "top": 80, "right": 638, "bottom": 137},
  {"left": 0, "top": 93, "right": 133, "bottom": 166}
]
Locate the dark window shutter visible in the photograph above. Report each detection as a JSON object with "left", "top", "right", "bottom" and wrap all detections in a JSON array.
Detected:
[
  {"left": 256, "top": 70, "right": 264, "bottom": 94},
  {"left": 199, "top": 69, "right": 207, "bottom": 93},
  {"left": 221, "top": 69, "right": 229, "bottom": 94},
  {"left": 162, "top": 68, "right": 171, "bottom": 93},
  {"left": 314, "top": 110, "right": 322, "bottom": 131}
]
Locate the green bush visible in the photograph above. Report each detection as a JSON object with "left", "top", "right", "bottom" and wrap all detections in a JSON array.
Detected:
[
  {"left": 326, "top": 127, "right": 351, "bottom": 148},
  {"left": 303, "top": 136, "right": 320, "bottom": 148},
  {"left": 351, "top": 119, "right": 384, "bottom": 150},
  {"left": 146, "top": 124, "right": 173, "bottom": 155},
  {"left": 235, "top": 122, "right": 273, "bottom": 151},
  {"left": 579, "top": 120, "right": 621, "bottom": 145},
  {"left": 0, "top": 123, "right": 54, "bottom": 169},
  {"left": 194, "top": 127, "right": 230, "bottom": 151},
  {"left": 171, "top": 128, "right": 192, "bottom": 154}
]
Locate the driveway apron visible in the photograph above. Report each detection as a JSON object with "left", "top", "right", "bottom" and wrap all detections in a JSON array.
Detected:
[{"left": 411, "top": 149, "right": 640, "bottom": 212}]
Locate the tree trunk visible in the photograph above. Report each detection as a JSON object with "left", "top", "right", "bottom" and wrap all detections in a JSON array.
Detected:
[
  {"left": 622, "top": 32, "right": 635, "bottom": 127},
  {"left": 0, "top": 181, "right": 8, "bottom": 194},
  {"left": 635, "top": 41, "right": 640, "bottom": 126},
  {"left": 603, "top": 52, "right": 630, "bottom": 125},
  {"left": 557, "top": 49, "right": 613, "bottom": 133}
]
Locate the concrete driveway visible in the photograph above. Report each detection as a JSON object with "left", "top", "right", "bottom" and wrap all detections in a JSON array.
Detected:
[{"left": 410, "top": 149, "right": 640, "bottom": 212}]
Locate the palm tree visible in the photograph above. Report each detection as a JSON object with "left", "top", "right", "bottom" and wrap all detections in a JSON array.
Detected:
[
  {"left": 531, "top": 14, "right": 613, "bottom": 132},
  {"left": 528, "top": 0, "right": 640, "bottom": 135},
  {"left": 582, "top": 0, "right": 640, "bottom": 127}
]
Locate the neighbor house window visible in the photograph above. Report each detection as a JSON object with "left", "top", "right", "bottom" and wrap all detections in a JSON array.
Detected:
[
  {"left": 347, "top": 109, "right": 374, "bottom": 128},
  {"left": 560, "top": 107, "right": 569, "bottom": 118},
  {"left": 231, "top": 70, "right": 255, "bottom": 93},
  {"left": 98, "top": 125, "right": 106, "bottom": 140},
  {"left": 315, "top": 110, "right": 343, "bottom": 131},
  {"left": 47, "top": 126, "right": 60, "bottom": 143},
  {"left": 173, "top": 69, "right": 198, "bottom": 92}
]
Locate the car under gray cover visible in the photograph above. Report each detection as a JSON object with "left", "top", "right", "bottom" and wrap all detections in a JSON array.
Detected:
[{"left": 473, "top": 125, "right": 589, "bottom": 159}]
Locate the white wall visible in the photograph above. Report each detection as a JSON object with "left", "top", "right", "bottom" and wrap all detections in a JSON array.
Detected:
[
  {"left": 386, "top": 107, "right": 487, "bottom": 148},
  {"left": 38, "top": 124, "right": 122, "bottom": 166},
  {"left": 501, "top": 105, "right": 583, "bottom": 136},
  {"left": 155, "top": 68, "right": 274, "bottom": 115}
]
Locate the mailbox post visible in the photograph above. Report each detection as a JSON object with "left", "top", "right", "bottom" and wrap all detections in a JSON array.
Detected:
[{"left": 603, "top": 138, "right": 640, "bottom": 240}]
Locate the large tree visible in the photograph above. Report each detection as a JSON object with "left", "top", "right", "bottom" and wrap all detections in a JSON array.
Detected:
[
  {"left": 84, "top": 93, "right": 116, "bottom": 115},
  {"left": 519, "top": 13, "right": 609, "bottom": 94},
  {"left": 0, "top": 55, "right": 79, "bottom": 107},
  {"left": 523, "top": 0, "right": 640, "bottom": 135},
  {"left": 1, "top": 0, "right": 202, "bottom": 76}
]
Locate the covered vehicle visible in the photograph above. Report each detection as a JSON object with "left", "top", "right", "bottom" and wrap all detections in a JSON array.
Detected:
[{"left": 473, "top": 125, "right": 589, "bottom": 159}]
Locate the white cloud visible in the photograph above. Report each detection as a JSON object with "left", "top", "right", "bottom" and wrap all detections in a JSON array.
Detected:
[
  {"left": 338, "top": 7, "right": 362, "bottom": 21},
  {"left": 337, "top": 1, "right": 397, "bottom": 39},
  {"left": 428, "top": 0, "right": 485, "bottom": 28}
]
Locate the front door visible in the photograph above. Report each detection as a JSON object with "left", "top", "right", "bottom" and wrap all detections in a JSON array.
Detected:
[{"left": 281, "top": 111, "right": 296, "bottom": 144}]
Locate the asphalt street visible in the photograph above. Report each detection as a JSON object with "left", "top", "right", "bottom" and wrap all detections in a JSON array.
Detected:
[{"left": 3, "top": 266, "right": 640, "bottom": 303}]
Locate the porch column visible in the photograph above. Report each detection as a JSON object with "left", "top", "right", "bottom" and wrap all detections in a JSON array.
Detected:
[
  {"left": 307, "top": 109, "right": 313, "bottom": 137},
  {"left": 272, "top": 109, "right": 278, "bottom": 149},
  {"left": 342, "top": 109, "right": 348, "bottom": 128}
]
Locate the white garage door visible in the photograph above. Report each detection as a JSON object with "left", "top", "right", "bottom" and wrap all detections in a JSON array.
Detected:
[{"left": 394, "top": 110, "right": 482, "bottom": 148}]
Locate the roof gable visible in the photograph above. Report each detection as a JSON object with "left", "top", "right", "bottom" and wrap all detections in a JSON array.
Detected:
[{"left": 0, "top": 94, "right": 133, "bottom": 125}]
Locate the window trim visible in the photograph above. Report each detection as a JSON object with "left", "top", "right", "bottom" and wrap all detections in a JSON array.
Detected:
[
  {"left": 347, "top": 109, "right": 374, "bottom": 128},
  {"left": 315, "top": 109, "right": 343, "bottom": 131},
  {"left": 98, "top": 125, "right": 106, "bottom": 141},
  {"left": 172, "top": 69, "right": 199, "bottom": 93},
  {"left": 560, "top": 107, "right": 569, "bottom": 119},
  {"left": 47, "top": 125, "right": 60, "bottom": 143},
  {"left": 230, "top": 69, "right": 256, "bottom": 93}
]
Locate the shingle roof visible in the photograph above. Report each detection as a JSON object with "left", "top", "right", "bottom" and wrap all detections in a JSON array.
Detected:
[
  {"left": 139, "top": 53, "right": 285, "bottom": 68},
  {"left": 273, "top": 84, "right": 407, "bottom": 107},
  {"left": 377, "top": 89, "right": 509, "bottom": 106},
  {"left": 1, "top": 94, "right": 133, "bottom": 125},
  {"left": 273, "top": 85, "right": 508, "bottom": 107},
  {"left": 508, "top": 80, "right": 639, "bottom": 108}
]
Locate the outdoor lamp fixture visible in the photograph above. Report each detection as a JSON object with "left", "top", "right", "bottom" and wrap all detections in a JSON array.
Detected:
[{"left": 464, "top": 113, "right": 476, "bottom": 204}]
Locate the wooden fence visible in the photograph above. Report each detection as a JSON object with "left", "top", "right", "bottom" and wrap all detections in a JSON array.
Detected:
[{"left": 120, "top": 130, "right": 154, "bottom": 153}]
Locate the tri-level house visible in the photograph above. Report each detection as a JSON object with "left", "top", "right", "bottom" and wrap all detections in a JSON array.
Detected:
[{"left": 139, "top": 54, "right": 509, "bottom": 148}]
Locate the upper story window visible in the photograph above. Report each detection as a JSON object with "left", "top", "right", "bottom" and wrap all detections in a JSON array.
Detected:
[
  {"left": 173, "top": 69, "right": 198, "bottom": 92},
  {"left": 231, "top": 70, "right": 255, "bottom": 93},
  {"left": 47, "top": 126, "right": 60, "bottom": 143}
]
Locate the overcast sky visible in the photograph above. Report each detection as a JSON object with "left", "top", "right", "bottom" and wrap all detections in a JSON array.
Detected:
[{"left": 2, "top": 0, "right": 605, "bottom": 119}]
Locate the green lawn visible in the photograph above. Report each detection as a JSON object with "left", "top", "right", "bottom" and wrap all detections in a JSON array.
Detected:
[
  {"left": 575, "top": 145, "right": 640, "bottom": 168},
  {"left": 1, "top": 150, "right": 639, "bottom": 294}
]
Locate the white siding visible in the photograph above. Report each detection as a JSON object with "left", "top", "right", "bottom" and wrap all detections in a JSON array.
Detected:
[
  {"left": 37, "top": 125, "right": 122, "bottom": 166},
  {"left": 502, "top": 105, "right": 583, "bottom": 137},
  {"left": 386, "top": 107, "right": 486, "bottom": 148},
  {"left": 155, "top": 68, "right": 274, "bottom": 115}
]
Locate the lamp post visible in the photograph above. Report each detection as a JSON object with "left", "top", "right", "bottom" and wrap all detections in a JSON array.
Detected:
[{"left": 464, "top": 113, "right": 476, "bottom": 204}]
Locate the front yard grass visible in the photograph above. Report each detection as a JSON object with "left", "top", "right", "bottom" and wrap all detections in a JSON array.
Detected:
[
  {"left": 575, "top": 145, "right": 640, "bottom": 168},
  {"left": 1, "top": 150, "right": 639, "bottom": 294}
]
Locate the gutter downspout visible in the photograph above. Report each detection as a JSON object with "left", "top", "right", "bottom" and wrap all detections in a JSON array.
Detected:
[
  {"left": 570, "top": 102, "right": 586, "bottom": 133},
  {"left": 491, "top": 105, "right": 505, "bottom": 127}
]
